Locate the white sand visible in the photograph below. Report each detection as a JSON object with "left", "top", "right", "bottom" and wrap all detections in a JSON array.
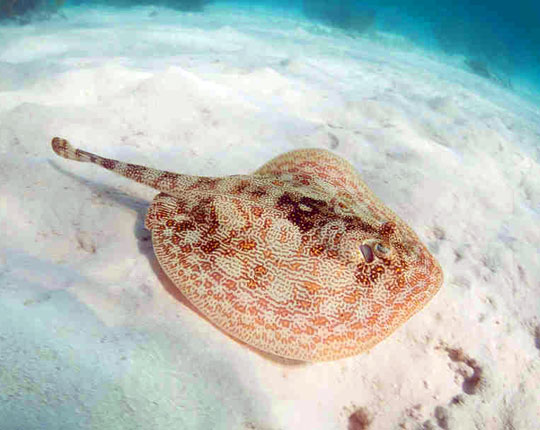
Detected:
[{"left": 1, "top": 4, "right": 539, "bottom": 429}]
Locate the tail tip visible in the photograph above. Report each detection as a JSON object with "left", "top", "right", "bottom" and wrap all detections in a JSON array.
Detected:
[{"left": 51, "top": 137, "right": 73, "bottom": 158}]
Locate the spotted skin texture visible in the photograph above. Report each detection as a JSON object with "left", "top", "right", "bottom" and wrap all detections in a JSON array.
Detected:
[{"left": 51, "top": 137, "right": 443, "bottom": 361}]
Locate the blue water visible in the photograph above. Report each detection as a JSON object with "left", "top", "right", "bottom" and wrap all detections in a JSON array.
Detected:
[
  {"left": 301, "top": 0, "right": 540, "bottom": 96},
  {"left": 2, "top": 0, "right": 540, "bottom": 100}
]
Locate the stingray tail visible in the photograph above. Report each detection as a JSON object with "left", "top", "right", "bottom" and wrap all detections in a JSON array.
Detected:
[
  {"left": 50, "top": 137, "right": 212, "bottom": 198},
  {"left": 51, "top": 137, "right": 96, "bottom": 163}
]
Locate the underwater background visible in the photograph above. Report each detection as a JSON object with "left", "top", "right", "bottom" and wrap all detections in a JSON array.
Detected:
[
  {"left": 2, "top": 0, "right": 540, "bottom": 100},
  {"left": 1, "top": 1, "right": 540, "bottom": 430}
]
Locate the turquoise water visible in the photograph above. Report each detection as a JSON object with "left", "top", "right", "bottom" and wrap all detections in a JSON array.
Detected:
[{"left": 27, "top": 0, "right": 537, "bottom": 99}]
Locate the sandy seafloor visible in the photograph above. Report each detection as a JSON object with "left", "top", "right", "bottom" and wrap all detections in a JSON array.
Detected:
[{"left": 1, "top": 3, "right": 539, "bottom": 429}]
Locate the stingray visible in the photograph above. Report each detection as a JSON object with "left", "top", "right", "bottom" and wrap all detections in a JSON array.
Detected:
[{"left": 51, "top": 137, "right": 443, "bottom": 361}]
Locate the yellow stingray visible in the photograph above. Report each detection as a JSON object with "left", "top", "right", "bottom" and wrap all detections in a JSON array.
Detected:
[{"left": 51, "top": 137, "right": 443, "bottom": 361}]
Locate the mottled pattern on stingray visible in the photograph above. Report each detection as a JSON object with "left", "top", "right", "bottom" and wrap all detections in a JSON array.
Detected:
[{"left": 52, "top": 137, "right": 443, "bottom": 361}]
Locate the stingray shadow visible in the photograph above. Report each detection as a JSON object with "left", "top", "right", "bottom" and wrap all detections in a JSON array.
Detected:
[{"left": 49, "top": 160, "right": 307, "bottom": 367}]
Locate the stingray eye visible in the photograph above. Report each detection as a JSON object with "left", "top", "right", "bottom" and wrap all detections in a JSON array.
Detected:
[
  {"left": 359, "top": 244, "right": 374, "bottom": 263},
  {"left": 374, "top": 243, "right": 390, "bottom": 256}
]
